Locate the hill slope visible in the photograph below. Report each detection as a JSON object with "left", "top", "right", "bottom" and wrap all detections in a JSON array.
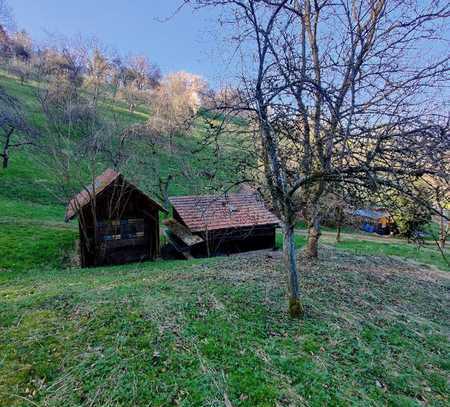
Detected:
[
  {"left": 0, "top": 248, "right": 448, "bottom": 406},
  {"left": 0, "top": 71, "right": 240, "bottom": 271},
  {"left": 1, "top": 71, "right": 449, "bottom": 273}
]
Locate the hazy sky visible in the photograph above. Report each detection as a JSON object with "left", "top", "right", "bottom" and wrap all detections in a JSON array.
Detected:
[{"left": 9, "top": 1, "right": 226, "bottom": 84}]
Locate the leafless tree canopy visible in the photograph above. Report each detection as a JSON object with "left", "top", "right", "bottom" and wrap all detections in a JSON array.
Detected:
[
  {"left": 148, "top": 71, "right": 208, "bottom": 141},
  {"left": 185, "top": 0, "right": 450, "bottom": 316}
]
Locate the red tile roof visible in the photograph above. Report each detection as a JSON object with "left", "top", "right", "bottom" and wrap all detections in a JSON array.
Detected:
[
  {"left": 65, "top": 168, "right": 166, "bottom": 222},
  {"left": 169, "top": 193, "right": 280, "bottom": 233}
]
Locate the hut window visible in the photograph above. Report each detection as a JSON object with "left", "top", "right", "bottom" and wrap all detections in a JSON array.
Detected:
[
  {"left": 121, "top": 218, "right": 145, "bottom": 239},
  {"left": 98, "top": 218, "right": 145, "bottom": 241}
]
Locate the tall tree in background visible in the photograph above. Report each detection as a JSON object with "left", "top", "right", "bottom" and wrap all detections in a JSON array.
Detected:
[
  {"left": 86, "top": 48, "right": 110, "bottom": 103},
  {"left": 119, "top": 55, "right": 160, "bottom": 112},
  {"left": 185, "top": 0, "right": 450, "bottom": 316},
  {"left": 0, "top": 0, "right": 14, "bottom": 59},
  {"left": 148, "top": 71, "right": 207, "bottom": 147},
  {"left": 7, "top": 30, "right": 32, "bottom": 83},
  {"left": 0, "top": 0, "right": 13, "bottom": 31},
  {"left": 0, "top": 1, "right": 36, "bottom": 168},
  {"left": 36, "top": 44, "right": 138, "bottom": 264}
]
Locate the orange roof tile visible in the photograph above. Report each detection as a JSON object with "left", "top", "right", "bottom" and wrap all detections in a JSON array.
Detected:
[{"left": 169, "top": 193, "right": 280, "bottom": 233}]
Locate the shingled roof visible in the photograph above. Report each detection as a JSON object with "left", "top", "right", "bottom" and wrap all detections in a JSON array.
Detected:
[
  {"left": 65, "top": 168, "right": 166, "bottom": 222},
  {"left": 169, "top": 193, "right": 280, "bottom": 233}
]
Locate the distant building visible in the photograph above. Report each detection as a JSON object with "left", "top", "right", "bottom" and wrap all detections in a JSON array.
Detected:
[
  {"left": 350, "top": 208, "right": 394, "bottom": 235},
  {"left": 65, "top": 169, "right": 167, "bottom": 267}
]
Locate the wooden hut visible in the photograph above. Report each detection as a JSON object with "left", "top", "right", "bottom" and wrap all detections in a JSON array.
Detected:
[
  {"left": 65, "top": 169, "right": 167, "bottom": 267},
  {"left": 168, "top": 192, "right": 280, "bottom": 256}
]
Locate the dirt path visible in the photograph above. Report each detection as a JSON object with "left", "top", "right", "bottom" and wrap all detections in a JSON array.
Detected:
[{"left": 295, "top": 228, "right": 425, "bottom": 245}]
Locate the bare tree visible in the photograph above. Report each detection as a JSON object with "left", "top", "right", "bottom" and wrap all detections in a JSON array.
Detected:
[
  {"left": 35, "top": 41, "right": 137, "bottom": 263},
  {"left": 5, "top": 30, "right": 33, "bottom": 83},
  {"left": 109, "top": 55, "right": 125, "bottom": 99},
  {"left": 118, "top": 55, "right": 160, "bottom": 112},
  {"left": 0, "top": 20, "right": 11, "bottom": 60},
  {"left": 119, "top": 118, "right": 222, "bottom": 214},
  {"left": 184, "top": 0, "right": 450, "bottom": 316},
  {"left": 148, "top": 71, "right": 208, "bottom": 148},
  {"left": 0, "top": 89, "right": 36, "bottom": 168},
  {"left": 129, "top": 55, "right": 161, "bottom": 91},
  {"left": 36, "top": 36, "right": 89, "bottom": 92},
  {"left": 86, "top": 48, "right": 110, "bottom": 103}
]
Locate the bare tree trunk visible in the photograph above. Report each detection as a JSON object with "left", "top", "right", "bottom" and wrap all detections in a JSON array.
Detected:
[
  {"left": 260, "top": 117, "right": 303, "bottom": 317},
  {"left": 306, "top": 214, "right": 321, "bottom": 258},
  {"left": 2, "top": 152, "right": 8, "bottom": 168},
  {"left": 1, "top": 127, "right": 13, "bottom": 169},
  {"left": 336, "top": 206, "right": 343, "bottom": 243},
  {"left": 283, "top": 223, "right": 303, "bottom": 317},
  {"left": 205, "top": 228, "right": 211, "bottom": 258},
  {"left": 2, "top": 143, "right": 8, "bottom": 168},
  {"left": 439, "top": 210, "right": 448, "bottom": 250},
  {"left": 336, "top": 224, "right": 342, "bottom": 243},
  {"left": 158, "top": 175, "right": 172, "bottom": 212}
]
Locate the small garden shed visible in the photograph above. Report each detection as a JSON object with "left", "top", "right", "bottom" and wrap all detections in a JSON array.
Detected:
[
  {"left": 65, "top": 169, "right": 167, "bottom": 267},
  {"left": 169, "top": 192, "right": 279, "bottom": 256}
]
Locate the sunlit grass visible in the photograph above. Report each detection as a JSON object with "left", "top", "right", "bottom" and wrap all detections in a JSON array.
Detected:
[
  {"left": 1, "top": 250, "right": 448, "bottom": 406},
  {"left": 334, "top": 239, "right": 449, "bottom": 272}
]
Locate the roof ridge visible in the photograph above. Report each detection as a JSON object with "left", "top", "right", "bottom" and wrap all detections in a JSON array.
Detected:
[{"left": 65, "top": 168, "right": 166, "bottom": 222}]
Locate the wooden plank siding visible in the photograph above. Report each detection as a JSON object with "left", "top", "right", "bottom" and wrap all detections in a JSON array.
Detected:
[{"left": 67, "top": 169, "right": 166, "bottom": 268}]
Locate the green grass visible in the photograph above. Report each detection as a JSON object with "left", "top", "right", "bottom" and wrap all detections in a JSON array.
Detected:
[
  {"left": 293, "top": 220, "right": 449, "bottom": 272},
  {"left": 0, "top": 223, "right": 76, "bottom": 272},
  {"left": 0, "top": 250, "right": 448, "bottom": 406},
  {"left": 0, "top": 198, "right": 64, "bottom": 221},
  {"left": 0, "top": 70, "right": 241, "bottom": 199},
  {"left": 0, "top": 150, "right": 60, "bottom": 206},
  {"left": 335, "top": 240, "right": 449, "bottom": 272}
]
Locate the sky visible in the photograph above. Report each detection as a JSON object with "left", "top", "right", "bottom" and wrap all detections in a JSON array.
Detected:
[
  {"left": 8, "top": 1, "right": 449, "bottom": 96},
  {"left": 9, "top": 0, "right": 227, "bottom": 85}
]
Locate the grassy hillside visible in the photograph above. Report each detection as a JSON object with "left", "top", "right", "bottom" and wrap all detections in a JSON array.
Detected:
[
  {"left": 2, "top": 71, "right": 448, "bottom": 270},
  {"left": 0, "top": 71, "right": 242, "bottom": 272},
  {"left": 1, "top": 249, "right": 448, "bottom": 406},
  {"left": 0, "top": 70, "right": 238, "bottom": 199}
]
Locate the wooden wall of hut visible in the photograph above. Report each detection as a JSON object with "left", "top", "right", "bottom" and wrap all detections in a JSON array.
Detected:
[
  {"left": 78, "top": 183, "right": 160, "bottom": 267},
  {"left": 172, "top": 209, "right": 276, "bottom": 256}
]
